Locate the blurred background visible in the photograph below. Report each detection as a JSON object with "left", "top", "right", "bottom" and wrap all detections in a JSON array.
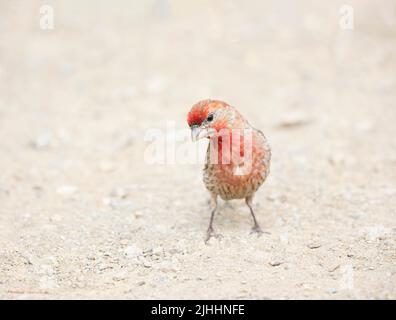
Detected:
[{"left": 0, "top": 0, "right": 395, "bottom": 299}]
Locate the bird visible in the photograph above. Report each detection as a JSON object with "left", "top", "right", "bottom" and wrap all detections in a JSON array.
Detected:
[{"left": 187, "top": 99, "right": 271, "bottom": 242}]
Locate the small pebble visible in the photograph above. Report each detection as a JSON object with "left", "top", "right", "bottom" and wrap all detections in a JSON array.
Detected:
[
  {"left": 152, "top": 247, "right": 163, "bottom": 256},
  {"left": 328, "top": 264, "right": 340, "bottom": 273},
  {"left": 134, "top": 211, "right": 143, "bottom": 219},
  {"left": 31, "top": 132, "right": 53, "bottom": 149},
  {"left": 277, "top": 112, "right": 311, "bottom": 129},
  {"left": 111, "top": 187, "right": 128, "bottom": 199},
  {"left": 269, "top": 260, "right": 283, "bottom": 267},
  {"left": 307, "top": 243, "right": 321, "bottom": 249}
]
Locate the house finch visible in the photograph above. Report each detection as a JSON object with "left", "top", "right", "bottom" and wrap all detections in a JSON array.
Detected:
[{"left": 187, "top": 99, "right": 271, "bottom": 242}]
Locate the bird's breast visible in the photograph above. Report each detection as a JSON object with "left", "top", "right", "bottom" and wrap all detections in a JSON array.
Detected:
[{"left": 203, "top": 133, "right": 270, "bottom": 200}]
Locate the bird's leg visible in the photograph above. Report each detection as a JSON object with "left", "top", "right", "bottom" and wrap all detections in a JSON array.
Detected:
[
  {"left": 245, "top": 196, "right": 268, "bottom": 236},
  {"left": 205, "top": 194, "right": 222, "bottom": 243}
]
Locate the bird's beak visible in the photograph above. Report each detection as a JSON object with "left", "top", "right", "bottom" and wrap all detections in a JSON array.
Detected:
[
  {"left": 191, "top": 126, "right": 211, "bottom": 141},
  {"left": 191, "top": 126, "right": 203, "bottom": 141}
]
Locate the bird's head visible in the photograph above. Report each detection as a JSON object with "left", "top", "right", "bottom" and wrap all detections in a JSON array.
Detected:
[{"left": 187, "top": 99, "right": 242, "bottom": 141}]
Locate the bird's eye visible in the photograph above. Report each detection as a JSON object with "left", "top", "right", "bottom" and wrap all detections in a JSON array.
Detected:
[{"left": 207, "top": 114, "right": 214, "bottom": 122}]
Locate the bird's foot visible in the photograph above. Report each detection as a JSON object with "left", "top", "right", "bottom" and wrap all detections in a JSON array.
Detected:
[
  {"left": 205, "top": 228, "right": 223, "bottom": 244},
  {"left": 250, "top": 225, "right": 270, "bottom": 236}
]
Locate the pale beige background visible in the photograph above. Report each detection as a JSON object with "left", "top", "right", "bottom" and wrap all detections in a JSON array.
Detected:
[{"left": 0, "top": 0, "right": 395, "bottom": 299}]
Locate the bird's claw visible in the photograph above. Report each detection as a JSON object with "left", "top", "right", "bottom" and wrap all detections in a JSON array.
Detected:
[
  {"left": 205, "top": 228, "right": 223, "bottom": 243},
  {"left": 250, "top": 225, "right": 270, "bottom": 236}
]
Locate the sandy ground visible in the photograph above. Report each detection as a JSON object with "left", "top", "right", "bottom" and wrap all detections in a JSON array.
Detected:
[{"left": 0, "top": 0, "right": 395, "bottom": 299}]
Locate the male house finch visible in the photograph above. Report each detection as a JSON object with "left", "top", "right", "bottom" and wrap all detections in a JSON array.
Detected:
[{"left": 187, "top": 99, "right": 271, "bottom": 242}]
